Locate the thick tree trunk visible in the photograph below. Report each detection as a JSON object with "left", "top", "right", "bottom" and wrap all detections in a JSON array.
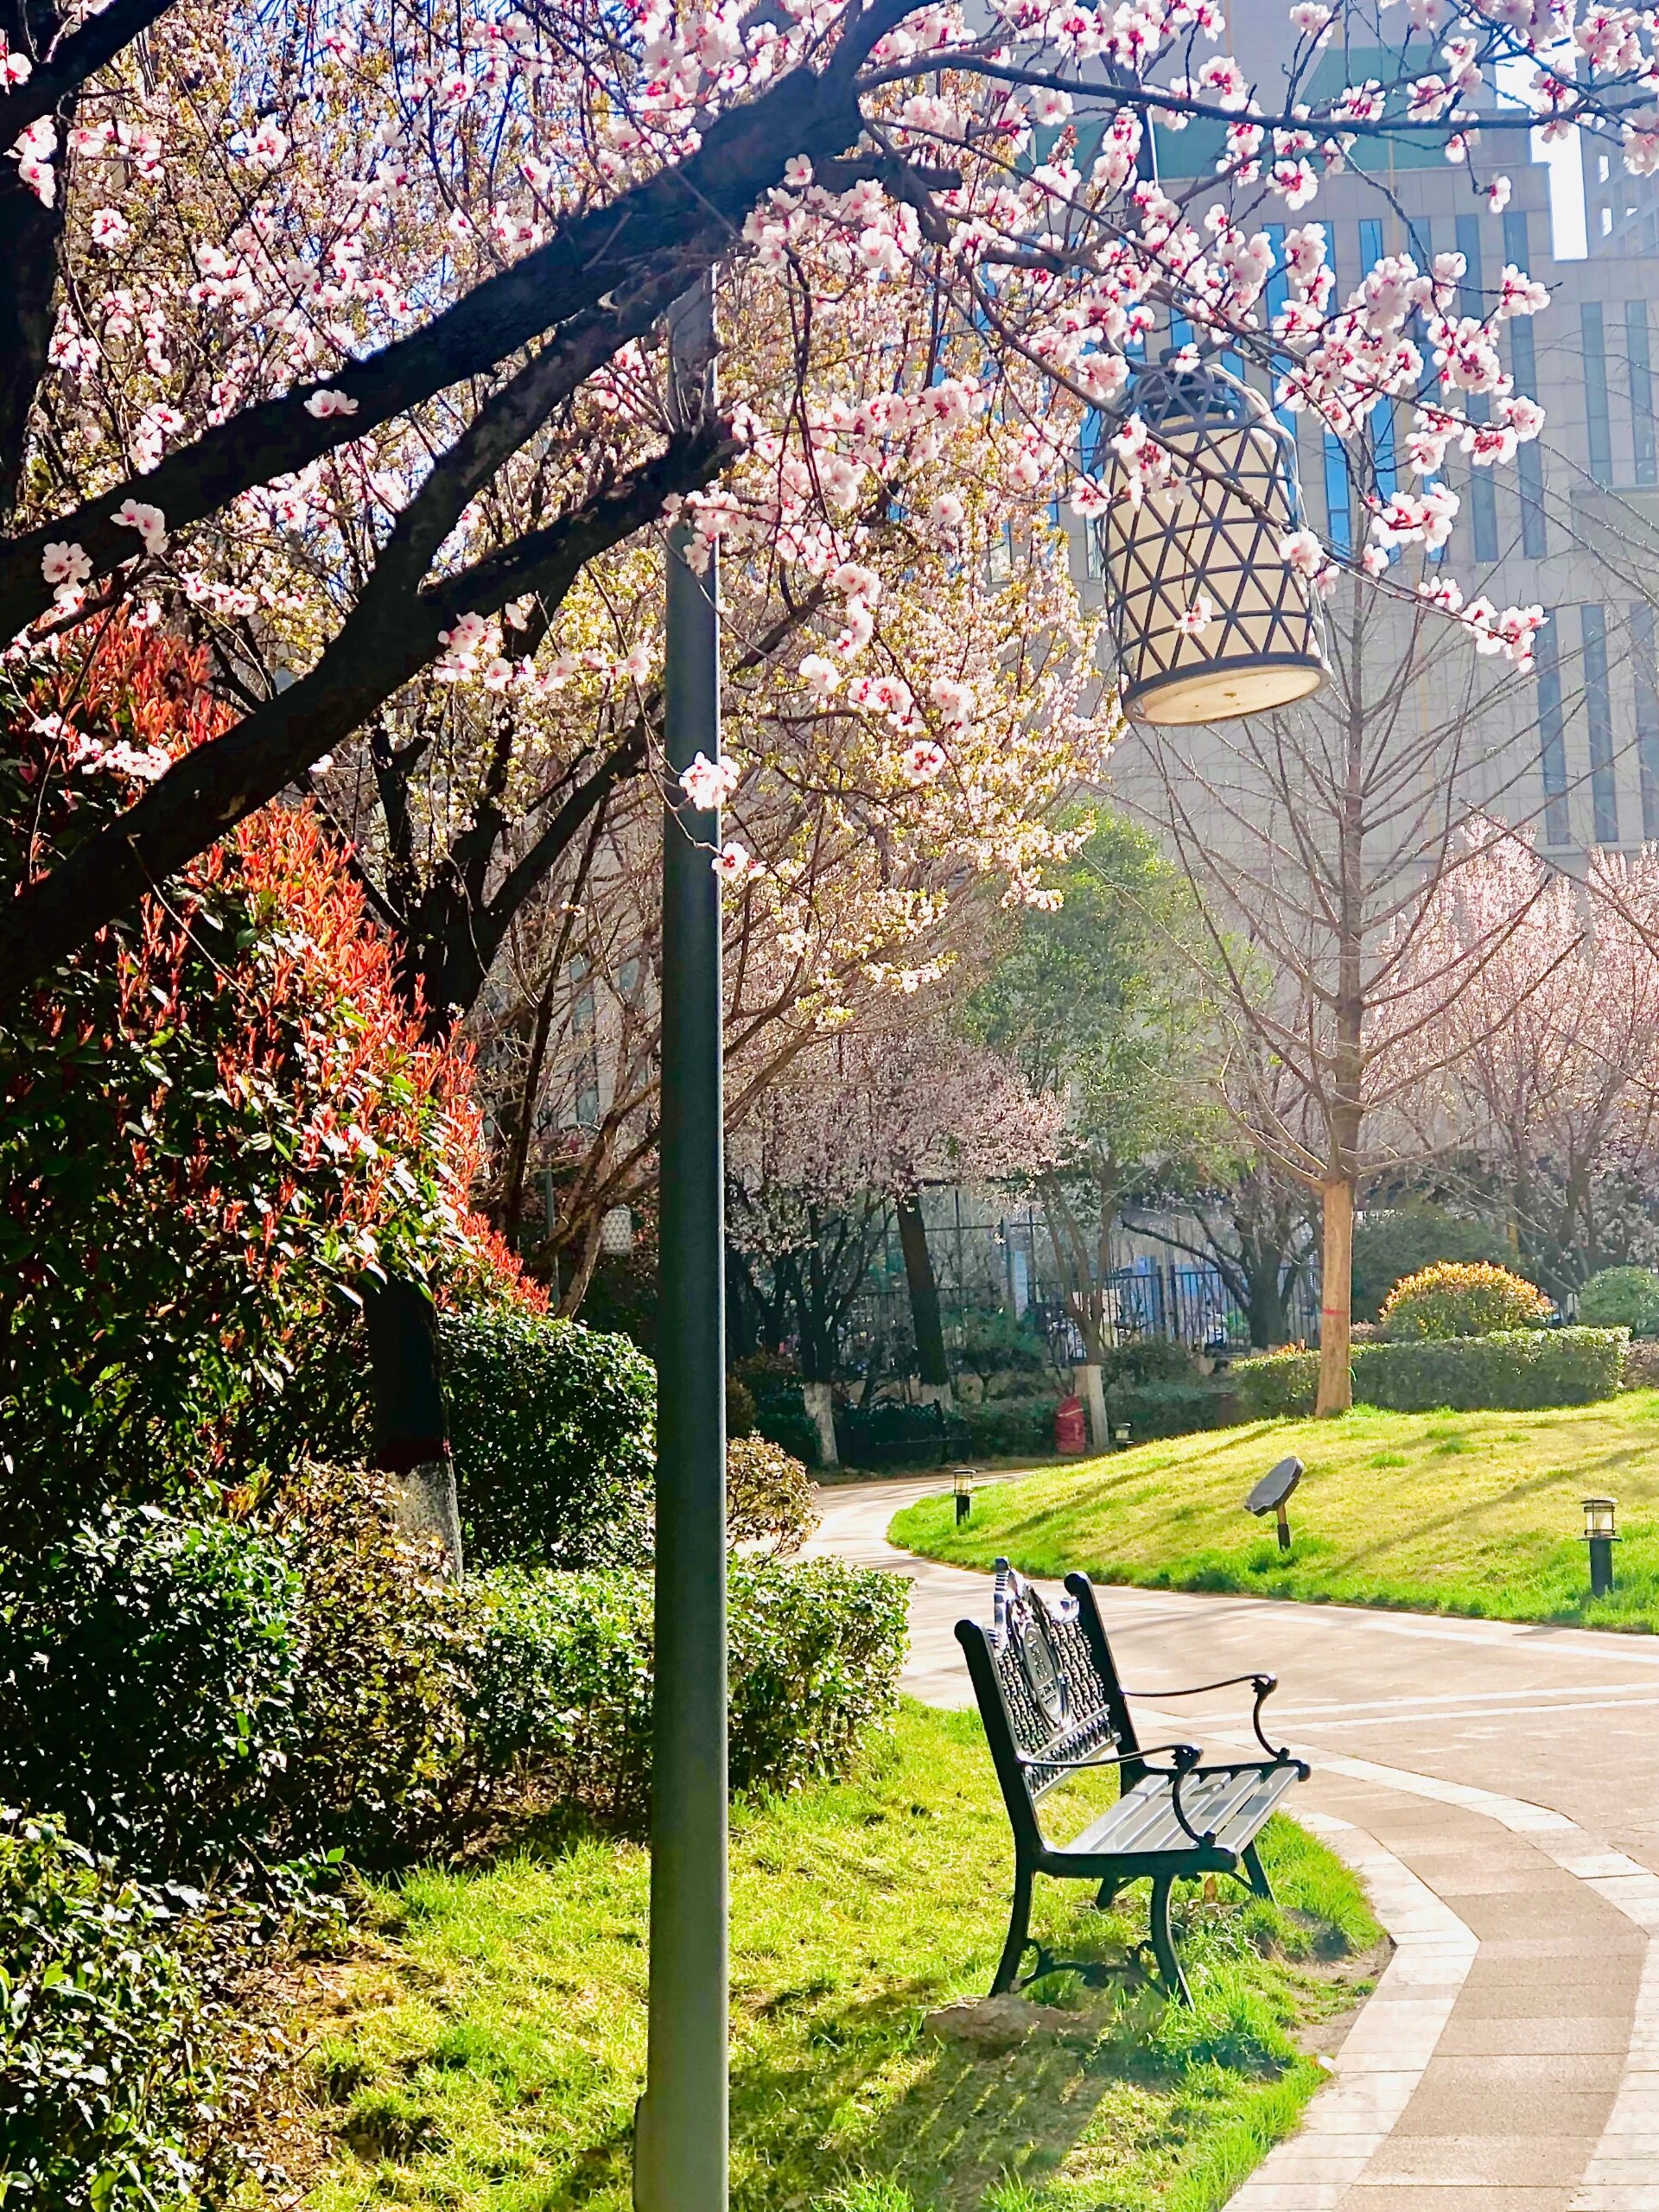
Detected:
[
  {"left": 895, "top": 1195, "right": 951, "bottom": 1406},
  {"left": 1315, "top": 1177, "right": 1356, "bottom": 1416},
  {"left": 1076, "top": 1362, "right": 1109, "bottom": 1450},
  {"left": 361, "top": 1272, "right": 464, "bottom": 1574},
  {"left": 1243, "top": 1249, "right": 1290, "bottom": 1352},
  {"left": 800, "top": 1379, "right": 839, "bottom": 1469}
]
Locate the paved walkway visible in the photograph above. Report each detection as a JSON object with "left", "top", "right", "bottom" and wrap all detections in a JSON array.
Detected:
[{"left": 809, "top": 1475, "right": 1659, "bottom": 2210}]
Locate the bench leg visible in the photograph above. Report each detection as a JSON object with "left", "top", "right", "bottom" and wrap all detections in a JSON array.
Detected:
[
  {"left": 1148, "top": 1875, "right": 1192, "bottom": 2007},
  {"left": 992, "top": 1864, "right": 1034, "bottom": 1997},
  {"left": 1095, "top": 1876, "right": 1122, "bottom": 1911},
  {"left": 1241, "top": 1841, "right": 1274, "bottom": 1903}
]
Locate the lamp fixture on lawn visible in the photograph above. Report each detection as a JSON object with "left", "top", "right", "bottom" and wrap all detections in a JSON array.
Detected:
[
  {"left": 953, "top": 1465, "right": 977, "bottom": 1525},
  {"left": 1582, "top": 1496, "right": 1618, "bottom": 1598},
  {"left": 1095, "top": 347, "right": 1329, "bottom": 728}
]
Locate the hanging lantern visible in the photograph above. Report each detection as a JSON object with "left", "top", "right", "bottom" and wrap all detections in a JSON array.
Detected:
[{"left": 1096, "top": 348, "right": 1328, "bottom": 727}]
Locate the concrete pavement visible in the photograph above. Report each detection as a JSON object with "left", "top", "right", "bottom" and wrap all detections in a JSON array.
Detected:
[{"left": 810, "top": 1473, "right": 1659, "bottom": 2210}]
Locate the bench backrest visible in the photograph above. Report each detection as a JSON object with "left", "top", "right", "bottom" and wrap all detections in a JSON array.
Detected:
[{"left": 955, "top": 1561, "right": 1140, "bottom": 1852}]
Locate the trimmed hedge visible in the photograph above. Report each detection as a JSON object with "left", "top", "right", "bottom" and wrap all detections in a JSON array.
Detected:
[
  {"left": 442, "top": 1307, "right": 656, "bottom": 1569},
  {"left": 1104, "top": 1380, "right": 1230, "bottom": 1440},
  {"left": 957, "top": 1396, "right": 1062, "bottom": 1457},
  {"left": 465, "top": 1556, "right": 909, "bottom": 1824},
  {"left": 0, "top": 1809, "right": 216, "bottom": 2211},
  {"left": 1234, "top": 1326, "right": 1628, "bottom": 1418}
]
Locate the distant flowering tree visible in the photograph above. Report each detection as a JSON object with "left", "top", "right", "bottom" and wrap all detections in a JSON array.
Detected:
[
  {"left": 1405, "top": 823, "right": 1659, "bottom": 1294},
  {"left": 727, "top": 1019, "right": 1059, "bottom": 1446},
  {"left": 0, "top": 0, "right": 1611, "bottom": 998},
  {"left": 0, "top": 627, "right": 534, "bottom": 1543}
]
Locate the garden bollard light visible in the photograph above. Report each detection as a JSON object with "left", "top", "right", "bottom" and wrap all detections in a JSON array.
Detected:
[
  {"left": 1583, "top": 1496, "right": 1618, "bottom": 1599},
  {"left": 954, "top": 1465, "right": 977, "bottom": 1525}
]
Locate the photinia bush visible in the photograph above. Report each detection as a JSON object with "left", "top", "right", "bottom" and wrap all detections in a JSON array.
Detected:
[
  {"left": 1381, "top": 1262, "right": 1553, "bottom": 1341},
  {"left": 0, "top": 628, "right": 538, "bottom": 1543}
]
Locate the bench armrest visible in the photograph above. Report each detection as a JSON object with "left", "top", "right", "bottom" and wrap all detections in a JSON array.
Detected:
[
  {"left": 1014, "top": 1738, "right": 1201, "bottom": 1775},
  {"left": 1122, "top": 1672, "right": 1292, "bottom": 1764}
]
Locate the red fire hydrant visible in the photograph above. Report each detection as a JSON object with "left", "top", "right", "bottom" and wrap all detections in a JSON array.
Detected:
[{"left": 1054, "top": 1395, "right": 1088, "bottom": 1454}]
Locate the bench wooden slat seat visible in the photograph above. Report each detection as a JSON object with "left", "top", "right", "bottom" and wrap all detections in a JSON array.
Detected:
[{"left": 956, "top": 1560, "right": 1310, "bottom": 2004}]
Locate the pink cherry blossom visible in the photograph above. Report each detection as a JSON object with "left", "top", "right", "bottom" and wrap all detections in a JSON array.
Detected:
[
  {"left": 678, "top": 750, "right": 742, "bottom": 810},
  {"left": 111, "top": 499, "right": 167, "bottom": 556},
  {"left": 304, "top": 389, "right": 359, "bottom": 419}
]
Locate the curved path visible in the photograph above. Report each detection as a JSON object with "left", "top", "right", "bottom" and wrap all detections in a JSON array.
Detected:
[{"left": 809, "top": 1474, "right": 1659, "bottom": 2211}]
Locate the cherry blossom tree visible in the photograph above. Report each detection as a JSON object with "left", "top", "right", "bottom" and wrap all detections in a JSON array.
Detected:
[
  {"left": 1413, "top": 827, "right": 1659, "bottom": 1292},
  {"left": 726, "top": 1017, "right": 1060, "bottom": 1458},
  {"left": 0, "top": 0, "right": 1618, "bottom": 1002}
]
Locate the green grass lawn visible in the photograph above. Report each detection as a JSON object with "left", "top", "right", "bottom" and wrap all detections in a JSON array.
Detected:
[
  {"left": 297, "top": 1704, "right": 1378, "bottom": 2212},
  {"left": 892, "top": 1393, "right": 1659, "bottom": 1628}
]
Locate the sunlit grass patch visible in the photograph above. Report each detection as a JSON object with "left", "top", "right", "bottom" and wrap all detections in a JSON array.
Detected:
[
  {"left": 890, "top": 1392, "right": 1659, "bottom": 1630},
  {"left": 296, "top": 1704, "right": 1377, "bottom": 2212}
]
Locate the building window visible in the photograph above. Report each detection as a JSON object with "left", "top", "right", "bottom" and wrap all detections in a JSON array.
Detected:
[
  {"left": 1584, "top": 303, "right": 1613, "bottom": 486},
  {"left": 1630, "top": 302, "right": 1656, "bottom": 486},
  {"left": 1456, "top": 214, "right": 1499, "bottom": 563},
  {"left": 1583, "top": 605, "right": 1619, "bottom": 845},
  {"left": 1535, "top": 617, "right": 1569, "bottom": 845},
  {"left": 1358, "top": 220, "right": 1396, "bottom": 502},
  {"left": 1503, "top": 213, "right": 1548, "bottom": 556},
  {"left": 1636, "top": 604, "right": 1659, "bottom": 838}
]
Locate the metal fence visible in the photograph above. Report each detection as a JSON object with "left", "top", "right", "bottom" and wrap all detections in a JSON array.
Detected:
[{"left": 837, "top": 1188, "right": 1319, "bottom": 1377}]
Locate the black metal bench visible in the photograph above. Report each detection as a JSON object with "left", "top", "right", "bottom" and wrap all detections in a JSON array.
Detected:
[{"left": 956, "top": 1561, "right": 1309, "bottom": 2004}]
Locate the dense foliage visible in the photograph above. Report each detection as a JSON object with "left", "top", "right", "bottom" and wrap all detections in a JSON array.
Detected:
[
  {"left": 957, "top": 1397, "right": 1064, "bottom": 1458},
  {"left": 442, "top": 1307, "right": 656, "bottom": 1570},
  {"left": 1382, "top": 1262, "right": 1554, "bottom": 1341},
  {"left": 0, "top": 1471, "right": 471, "bottom": 1882},
  {"left": 1234, "top": 1329, "right": 1627, "bottom": 1418},
  {"left": 725, "top": 1437, "right": 817, "bottom": 1558},
  {"left": 1103, "top": 1381, "right": 1230, "bottom": 1442},
  {"left": 0, "top": 635, "right": 531, "bottom": 1548},
  {"left": 466, "top": 1558, "right": 909, "bottom": 1826},
  {"left": 1578, "top": 1268, "right": 1659, "bottom": 1338},
  {"left": 0, "top": 1811, "right": 217, "bottom": 2212},
  {"left": 1351, "top": 1210, "right": 1515, "bottom": 1324},
  {"left": 0, "top": 1508, "right": 301, "bottom": 1875}
]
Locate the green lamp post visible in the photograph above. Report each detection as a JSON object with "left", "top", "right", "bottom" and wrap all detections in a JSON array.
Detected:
[{"left": 634, "top": 270, "right": 728, "bottom": 2212}]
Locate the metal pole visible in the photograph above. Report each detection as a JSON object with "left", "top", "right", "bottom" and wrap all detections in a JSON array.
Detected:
[{"left": 635, "top": 270, "right": 728, "bottom": 2212}]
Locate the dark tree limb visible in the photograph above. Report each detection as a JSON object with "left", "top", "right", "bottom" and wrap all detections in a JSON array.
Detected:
[{"left": 0, "top": 425, "right": 733, "bottom": 998}]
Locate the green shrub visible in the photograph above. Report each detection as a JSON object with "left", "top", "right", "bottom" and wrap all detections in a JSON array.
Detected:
[
  {"left": 952, "top": 1309, "right": 1051, "bottom": 1387},
  {"left": 753, "top": 1384, "right": 822, "bottom": 1469},
  {"left": 267, "top": 1464, "right": 474, "bottom": 1866},
  {"left": 0, "top": 1509, "right": 301, "bottom": 1874},
  {"left": 1233, "top": 1327, "right": 1626, "bottom": 1418},
  {"left": 726, "top": 1374, "right": 758, "bottom": 1440},
  {"left": 465, "top": 1558, "right": 908, "bottom": 1824},
  {"left": 1099, "top": 1338, "right": 1197, "bottom": 1388},
  {"left": 0, "top": 1809, "right": 216, "bottom": 2210},
  {"left": 442, "top": 1307, "right": 656, "bottom": 1570},
  {"left": 726, "top": 1436, "right": 817, "bottom": 1556},
  {"left": 1230, "top": 1349, "right": 1319, "bottom": 1420},
  {"left": 1580, "top": 1267, "right": 1659, "bottom": 1338},
  {"left": 1351, "top": 1208, "right": 1512, "bottom": 1322},
  {"left": 1104, "top": 1380, "right": 1229, "bottom": 1440},
  {"left": 0, "top": 1472, "right": 475, "bottom": 1881},
  {"left": 957, "top": 1397, "right": 1062, "bottom": 1457},
  {"left": 1382, "top": 1261, "right": 1553, "bottom": 1340}
]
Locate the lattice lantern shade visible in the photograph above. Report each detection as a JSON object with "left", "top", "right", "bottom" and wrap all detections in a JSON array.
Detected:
[{"left": 1096, "top": 353, "right": 1328, "bottom": 727}]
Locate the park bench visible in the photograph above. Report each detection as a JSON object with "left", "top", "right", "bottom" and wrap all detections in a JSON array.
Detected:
[{"left": 956, "top": 1561, "right": 1309, "bottom": 2003}]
